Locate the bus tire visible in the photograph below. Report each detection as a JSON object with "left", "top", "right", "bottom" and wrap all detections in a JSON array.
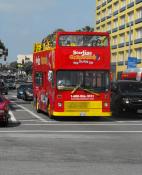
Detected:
[
  {"left": 47, "top": 103, "right": 53, "bottom": 119},
  {"left": 36, "top": 99, "right": 40, "bottom": 113}
]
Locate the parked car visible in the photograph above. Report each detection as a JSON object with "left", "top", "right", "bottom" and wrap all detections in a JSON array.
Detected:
[
  {"left": 17, "top": 83, "right": 33, "bottom": 100},
  {"left": 22, "top": 86, "right": 33, "bottom": 101},
  {"left": 0, "top": 80, "right": 8, "bottom": 95},
  {"left": 0, "top": 95, "right": 10, "bottom": 126},
  {"left": 111, "top": 80, "right": 142, "bottom": 116},
  {"left": 5, "top": 79, "right": 16, "bottom": 89}
]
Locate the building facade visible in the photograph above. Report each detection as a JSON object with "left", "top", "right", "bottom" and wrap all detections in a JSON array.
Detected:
[
  {"left": 17, "top": 54, "right": 33, "bottom": 64},
  {"left": 95, "top": 0, "right": 142, "bottom": 80}
]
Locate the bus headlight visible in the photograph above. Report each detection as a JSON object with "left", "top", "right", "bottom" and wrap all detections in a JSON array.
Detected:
[
  {"left": 58, "top": 102, "right": 62, "bottom": 107},
  {"left": 103, "top": 102, "right": 108, "bottom": 107}
]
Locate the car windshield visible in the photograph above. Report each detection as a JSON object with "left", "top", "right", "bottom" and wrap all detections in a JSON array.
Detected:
[
  {"left": 119, "top": 82, "right": 142, "bottom": 93},
  {"left": 5, "top": 79, "right": 15, "bottom": 83},
  {"left": 19, "top": 84, "right": 32, "bottom": 89},
  {"left": 56, "top": 70, "right": 110, "bottom": 92}
]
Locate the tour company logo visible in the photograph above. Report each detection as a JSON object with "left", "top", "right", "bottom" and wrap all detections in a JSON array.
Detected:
[{"left": 69, "top": 50, "right": 100, "bottom": 65}]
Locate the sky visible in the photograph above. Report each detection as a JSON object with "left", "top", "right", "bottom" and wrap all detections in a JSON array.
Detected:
[{"left": 0, "top": 0, "right": 96, "bottom": 63}]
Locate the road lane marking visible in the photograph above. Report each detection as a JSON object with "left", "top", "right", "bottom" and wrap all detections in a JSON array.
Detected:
[
  {"left": 19, "top": 119, "right": 39, "bottom": 122},
  {"left": 14, "top": 104, "right": 47, "bottom": 122},
  {"left": 21, "top": 123, "right": 142, "bottom": 126},
  {"left": 14, "top": 109, "right": 25, "bottom": 112},
  {"left": 9, "top": 110, "right": 17, "bottom": 122},
  {"left": 1, "top": 130, "right": 142, "bottom": 133}
]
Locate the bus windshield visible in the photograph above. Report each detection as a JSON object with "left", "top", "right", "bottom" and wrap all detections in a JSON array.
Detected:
[
  {"left": 56, "top": 70, "right": 110, "bottom": 92},
  {"left": 58, "top": 35, "right": 109, "bottom": 47}
]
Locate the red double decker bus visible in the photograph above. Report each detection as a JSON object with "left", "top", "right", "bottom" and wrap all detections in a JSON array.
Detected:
[{"left": 32, "top": 31, "right": 112, "bottom": 117}]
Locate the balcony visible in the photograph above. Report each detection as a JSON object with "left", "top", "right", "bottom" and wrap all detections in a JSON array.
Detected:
[
  {"left": 135, "top": 18, "right": 142, "bottom": 24},
  {"left": 120, "top": 6, "right": 126, "bottom": 12},
  {"left": 97, "top": 5, "right": 101, "bottom": 10},
  {"left": 112, "top": 27, "right": 118, "bottom": 33},
  {"left": 101, "top": 17, "right": 106, "bottom": 22},
  {"left": 119, "top": 24, "right": 125, "bottom": 30},
  {"left": 127, "top": 2, "right": 134, "bottom": 8},
  {"left": 96, "top": 20, "right": 100, "bottom": 24},
  {"left": 118, "top": 43, "right": 125, "bottom": 48},
  {"left": 118, "top": 61, "right": 124, "bottom": 66},
  {"left": 136, "top": 0, "right": 142, "bottom": 4},
  {"left": 111, "top": 45, "right": 117, "bottom": 49},
  {"left": 126, "top": 22, "right": 133, "bottom": 27},
  {"left": 102, "top": 1, "right": 106, "bottom": 6},
  {"left": 113, "top": 10, "right": 118, "bottom": 16},
  {"left": 134, "top": 38, "right": 142, "bottom": 44},
  {"left": 126, "top": 41, "right": 133, "bottom": 46}
]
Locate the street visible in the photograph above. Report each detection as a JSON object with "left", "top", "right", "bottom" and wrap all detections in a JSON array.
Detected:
[{"left": 0, "top": 90, "right": 142, "bottom": 175}]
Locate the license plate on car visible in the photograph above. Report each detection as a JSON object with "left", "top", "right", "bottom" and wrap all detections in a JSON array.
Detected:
[{"left": 80, "top": 112, "right": 86, "bottom": 116}]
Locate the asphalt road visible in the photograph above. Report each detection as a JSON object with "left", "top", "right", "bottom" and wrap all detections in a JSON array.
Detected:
[{"left": 0, "top": 90, "right": 142, "bottom": 175}]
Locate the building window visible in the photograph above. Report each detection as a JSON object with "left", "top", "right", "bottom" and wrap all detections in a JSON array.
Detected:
[
  {"left": 114, "top": 2, "right": 119, "bottom": 11},
  {"left": 98, "top": 0, "right": 101, "bottom": 6},
  {"left": 101, "top": 25, "right": 105, "bottom": 32},
  {"left": 102, "top": 9, "right": 106, "bottom": 18},
  {"left": 112, "top": 53, "right": 117, "bottom": 62},
  {"left": 97, "top": 13, "right": 101, "bottom": 21},
  {"left": 120, "top": 15, "right": 125, "bottom": 25},
  {"left": 113, "top": 36, "right": 117, "bottom": 45},
  {"left": 107, "top": 6, "right": 112, "bottom": 16},
  {"left": 128, "top": 12, "right": 134, "bottom": 22},
  {"left": 137, "top": 8, "right": 142, "bottom": 19},
  {"left": 136, "top": 48, "right": 142, "bottom": 59},
  {"left": 136, "top": 28, "right": 142, "bottom": 39},
  {"left": 121, "top": 0, "right": 126, "bottom": 8},
  {"left": 127, "top": 31, "right": 133, "bottom": 41},
  {"left": 120, "top": 34, "right": 125, "bottom": 43},
  {"left": 114, "top": 19, "right": 118, "bottom": 28},
  {"left": 107, "top": 22, "right": 111, "bottom": 30},
  {"left": 119, "top": 52, "right": 124, "bottom": 62}
]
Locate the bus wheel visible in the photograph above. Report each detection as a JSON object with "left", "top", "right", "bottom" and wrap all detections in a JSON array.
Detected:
[{"left": 36, "top": 99, "right": 40, "bottom": 113}]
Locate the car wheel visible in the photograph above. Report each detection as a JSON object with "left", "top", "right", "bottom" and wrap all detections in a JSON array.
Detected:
[
  {"left": 2, "top": 116, "right": 8, "bottom": 127},
  {"left": 112, "top": 104, "right": 123, "bottom": 117}
]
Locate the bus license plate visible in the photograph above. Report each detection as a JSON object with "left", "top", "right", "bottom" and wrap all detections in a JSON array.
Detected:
[{"left": 80, "top": 112, "right": 86, "bottom": 116}]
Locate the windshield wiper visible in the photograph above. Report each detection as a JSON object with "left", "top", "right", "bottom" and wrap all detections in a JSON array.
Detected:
[{"left": 71, "top": 85, "right": 100, "bottom": 96}]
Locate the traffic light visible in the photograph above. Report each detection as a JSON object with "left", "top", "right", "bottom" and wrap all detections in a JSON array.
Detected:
[
  {"left": 3, "top": 48, "right": 8, "bottom": 56},
  {"left": 4, "top": 55, "right": 6, "bottom": 61}
]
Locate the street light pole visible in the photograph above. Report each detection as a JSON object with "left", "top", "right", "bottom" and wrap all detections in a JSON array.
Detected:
[{"left": 128, "top": 22, "right": 132, "bottom": 58}]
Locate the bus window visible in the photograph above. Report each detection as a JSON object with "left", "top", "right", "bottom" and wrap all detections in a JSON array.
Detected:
[{"left": 35, "top": 72, "right": 43, "bottom": 86}]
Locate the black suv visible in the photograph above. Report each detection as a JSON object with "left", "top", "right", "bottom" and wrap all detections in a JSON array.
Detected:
[{"left": 111, "top": 80, "right": 142, "bottom": 116}]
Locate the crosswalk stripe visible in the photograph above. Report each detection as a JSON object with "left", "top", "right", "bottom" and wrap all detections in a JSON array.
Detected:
[{"left": 9, "top": 110, "right": 17, "bottom": 122}]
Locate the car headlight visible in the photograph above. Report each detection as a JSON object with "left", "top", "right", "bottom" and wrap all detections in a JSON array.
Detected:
[
  {"left": 25, "top": 91, "right": 33, "bottom": 96},
  {"left": 122, "top": 98, "right": 130, "bottom": 104},
  {"left": 19, "top": 91, "right": 24, "bottom": 94}
]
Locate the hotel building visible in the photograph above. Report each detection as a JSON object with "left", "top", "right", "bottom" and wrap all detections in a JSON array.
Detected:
[{"left": 95, "top": 0, "right": 142, "bottom": 79}]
